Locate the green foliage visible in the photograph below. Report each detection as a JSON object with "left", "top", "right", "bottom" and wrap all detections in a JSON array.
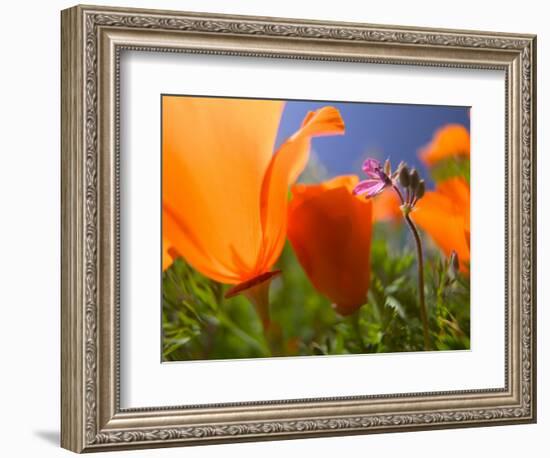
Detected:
[
  {"left": 162, "top": 259, "right": 270, "bottom": 361},
  {"left": 427, "top": 256, "right": 470, "bottom": 350},
  {"left": 429, "top": 157, "right": 470, "bottom": 184},
  {"left": 162, "top": 224, "right": 471, "bottom": 361}
]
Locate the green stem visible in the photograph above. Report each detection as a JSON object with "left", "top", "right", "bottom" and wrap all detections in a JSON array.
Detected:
[{"left": 404, "top": 213, "right": 431, "bottom": 351}]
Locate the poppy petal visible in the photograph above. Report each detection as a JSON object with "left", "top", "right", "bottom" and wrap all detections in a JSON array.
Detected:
[
  {"left": 162, "top": 237, "right": 175, "bottom": 271},
  {"left": 288, "top": 175, "right": 372, "bottom": 315},
  {"left": 258, "top": 106, "right": 345, "bottom": 271},
  {"left": 372, "top": 188, "right": 402, "bottom": 222},
  {"left": 419, "top": 124, "right": 470, "bottom": 166},
  {"left": 412, "top": 177, "right": 470, "bottom": 271},
  {"left": 162, "top": 96, "right": 284, "bottom": 283},
  {"left": 163, "top": 206, "right": 241, "bottom": 283}
]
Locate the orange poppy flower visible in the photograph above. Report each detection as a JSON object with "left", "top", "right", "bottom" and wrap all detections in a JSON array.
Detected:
[
  {"left": 162, "top": 237, "right": 176, "bottom": 272},
  {"left": 287, "top": 175, "right": 373, "bottom": 316},
  {"left": 162, "top": 96, "right": 344, "bottom": 313},
  {"left": 419, "top": 124, "right": 470, "bottom": 166},
  {"left": 411, "top": 177, "right": 470, "bottom": 271},
  {"left": 372, "top": 188, "right": 402, "bottom": 223}
]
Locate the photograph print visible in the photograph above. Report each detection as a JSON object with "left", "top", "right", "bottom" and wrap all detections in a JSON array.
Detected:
[{"left": 161, "top": 95, "right": 471, "bottom": 362}]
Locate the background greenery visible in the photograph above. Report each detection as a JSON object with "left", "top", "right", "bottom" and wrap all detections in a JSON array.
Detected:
[{"left": 162, "top": 221, "right": 470, "bottom": 361}]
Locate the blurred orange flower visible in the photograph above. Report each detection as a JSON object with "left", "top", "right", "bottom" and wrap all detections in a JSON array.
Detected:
[
  {"left": 411, "top": 177, "right": 470, "bottom": 271},
  {"left": 419, "top": 124, "right": 470, "bottom": 166},
  {"left": 287, "top": 175, "right": 373, "bottom": 315},
  {"left": 162, "top": 237, "right": 178, "bottom": 272},
  {"left": 162, "top": 96, "right": 345, "bottom": 295},
  {"left": 372, "top": 188, "right": 402, "bottom": 223}
]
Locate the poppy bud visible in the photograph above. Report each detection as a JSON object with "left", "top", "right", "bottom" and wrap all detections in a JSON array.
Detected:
[
  {"left": 288, "top": 176, "right": 373, "bottom": 316},
  {"left": 398, "top": 165, "right": 410, "bottom": 188},
  {"left": 384, "top": 159, "right": 391, "bottom": 176},
  {"left": 450, "top": 250, "right": 459, "bottom": 272},
  {"left": 416, "top": 179, "right": 425, "bottom": 200},
  {"left": 448, "top": 250, "right": 460, "bottom": 280},
  {"left": 409, "top": 168, "right": 420, "bottom": 191}
]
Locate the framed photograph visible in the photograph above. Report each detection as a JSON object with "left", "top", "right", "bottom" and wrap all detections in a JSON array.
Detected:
[{"left": 61, "top": 4, "right": 537, "bottom": 453}]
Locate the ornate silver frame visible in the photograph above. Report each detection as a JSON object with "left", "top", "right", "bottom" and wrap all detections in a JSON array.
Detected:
[{"left": 61, "top": 4, "right": 537, "bottom": 453}]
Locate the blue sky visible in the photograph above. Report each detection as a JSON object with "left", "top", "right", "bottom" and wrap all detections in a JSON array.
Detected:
[{"left": 274, "top": 100, "right": 470, "bottom": 187}]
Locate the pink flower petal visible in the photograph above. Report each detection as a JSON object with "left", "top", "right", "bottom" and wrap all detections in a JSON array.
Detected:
[
  {"left": 362, "top": 158, "right": 382, "bottom": 178},
  {"left": 353, "top": 179, "right": 387, "bottom": 198}
]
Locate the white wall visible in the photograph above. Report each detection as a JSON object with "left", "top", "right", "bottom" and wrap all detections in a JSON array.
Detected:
[{"left": 0, "top": 0, "right": 545, "bottom": 456}]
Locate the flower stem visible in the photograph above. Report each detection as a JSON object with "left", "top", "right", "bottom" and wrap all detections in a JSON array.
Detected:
[
  {"left": 404, "top": 213, "right": 431, "bottom": 351},
  {"left": 392, "top": 184, "right": 405, "bottom": 205}
]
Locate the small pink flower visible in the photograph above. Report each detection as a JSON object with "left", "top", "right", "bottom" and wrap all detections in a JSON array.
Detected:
[{"left": 353, "top": 158, "right": 392, "bottom": 198}]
